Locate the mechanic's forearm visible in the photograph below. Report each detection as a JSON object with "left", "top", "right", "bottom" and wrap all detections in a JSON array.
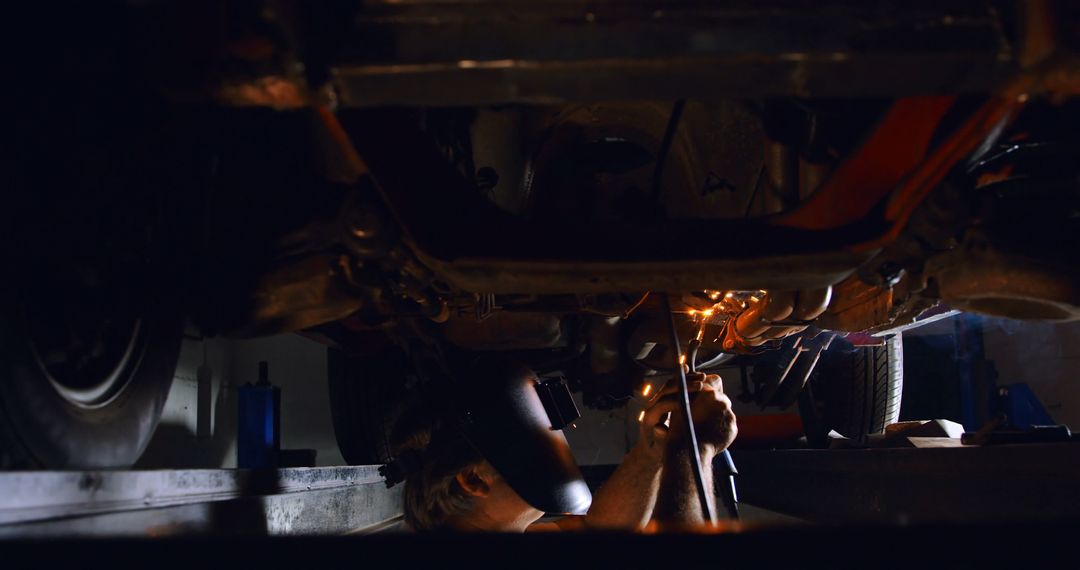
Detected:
[
  {"left": 651, "top": 444, "right": 716, "bottom": 526},
  {"left": 582, "top": 441, "right": 663, "bottom": 530}
]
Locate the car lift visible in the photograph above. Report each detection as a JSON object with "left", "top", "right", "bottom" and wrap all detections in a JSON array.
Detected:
[{"left": 0, "top": 466, "right": 402, "bottom": 538}]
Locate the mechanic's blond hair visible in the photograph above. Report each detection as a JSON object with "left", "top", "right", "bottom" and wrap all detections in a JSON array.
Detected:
[{"left": 392, "top": 400, "right": 484, "bottom": 531}]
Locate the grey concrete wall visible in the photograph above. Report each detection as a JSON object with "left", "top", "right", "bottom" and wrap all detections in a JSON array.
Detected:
[
  {"left": 230, "top": 334, "right": 345, "bottom": 467},
  {"left": 138, "top": 335, "right": 237, "bottom": 468},
  {"left": 563, "top": 392, "right": 639, "bottom": 466},
  {"left": 139, "top": 333, "right": 344, "bottom": 468},
  {"left": 983, "top": 318, "right": 1080, "bottom": 429}
]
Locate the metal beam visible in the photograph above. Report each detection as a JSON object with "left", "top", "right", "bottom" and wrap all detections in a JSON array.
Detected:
[
  {"left": 0, "top": 466, "right": 402, "bottom": 537},
  {"left": 327, "top": 0, "right": 1016, "bottom": 106},
  {"left": 732, "top": 443, "right": 1080, "bottom": 524}
]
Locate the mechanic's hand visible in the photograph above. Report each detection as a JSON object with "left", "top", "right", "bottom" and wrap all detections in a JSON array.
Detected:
[
  {"left": 678, "top": 372, "right": 737, "bottom": 457},
  {"left": 640, "top": 373, "right": 735, "bottom": 457},
  {"left": 641, "top": 373, "right": 736, "bottom": 458}
]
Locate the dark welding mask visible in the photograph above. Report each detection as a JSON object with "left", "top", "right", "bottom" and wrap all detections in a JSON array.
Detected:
[
  {"left": 451, "top": 356, "right": 591, "bottom": 511},
  {"left": 448, "top": 356, "right": 592, "bottom": 515},
  {"left": 380, "top": 356, "right": 592, "bottom": 515}
]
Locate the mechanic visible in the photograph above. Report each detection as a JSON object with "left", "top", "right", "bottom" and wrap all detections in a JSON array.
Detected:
[{"left": 387, "top": 358, "right": 737, "bottom": 532}]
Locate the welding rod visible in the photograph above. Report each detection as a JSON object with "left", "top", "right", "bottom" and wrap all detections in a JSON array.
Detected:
[
  {"left": 660, "top": 294, "right": 717, "bottom": 525},
  {"left": 686, "top": 339, "right": 740, "bottom": 520}
]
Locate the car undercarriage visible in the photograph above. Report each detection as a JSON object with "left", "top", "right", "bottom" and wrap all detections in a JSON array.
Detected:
[{"left": 3, "top": 0, "right": 1079, "bottom": 469}]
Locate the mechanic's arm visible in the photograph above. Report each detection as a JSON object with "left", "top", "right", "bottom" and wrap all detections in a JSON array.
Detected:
[
  {"left": 576, "top": 377, "right": 717, "bottom": 530},
  {"left": 650, "top": 374, "right": 737, "bottom": 528},
  {"left": 576, "top": 435, "right": 663, "bottom": 530},
  {"left": 529, "top": 437, "right": 661, "bottom": 532}
]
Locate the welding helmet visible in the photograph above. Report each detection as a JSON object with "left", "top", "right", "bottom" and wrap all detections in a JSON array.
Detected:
[{"left": 446, "top": 356, "right": 592, "bottom": 515}]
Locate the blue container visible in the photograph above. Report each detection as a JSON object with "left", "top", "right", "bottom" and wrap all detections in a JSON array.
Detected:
[{"left": 237, "top": 361, "right": 280, "bottom": 469}]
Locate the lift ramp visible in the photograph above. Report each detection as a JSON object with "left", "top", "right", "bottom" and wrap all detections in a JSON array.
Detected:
[{"left": 0, "top": 466, "right": 402, "bottom": 538}]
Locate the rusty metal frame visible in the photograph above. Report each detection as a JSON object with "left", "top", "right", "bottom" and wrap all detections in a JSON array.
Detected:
[
  {"left": 333, "top": 90, "right": 1019, "bottom": 294},
  {"left": 338, "top": 108, "right": 879, "bottom": 294},
  {"left": 314, "top": 1, "right": 1079, "bottom": 295},
  {"left": 321, "top": 0, "right": 1017, "bottom": 106},
  {"left": 772, "top": 92, "right": 1027, "bottom": 248}
]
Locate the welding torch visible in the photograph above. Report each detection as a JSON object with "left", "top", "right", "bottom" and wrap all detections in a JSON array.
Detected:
[
  {"left": 685, "top": 338, "right": 740, "bottom": 520},
  {"left": 659, "top": 295, "right": 740, "bottom": 524}
]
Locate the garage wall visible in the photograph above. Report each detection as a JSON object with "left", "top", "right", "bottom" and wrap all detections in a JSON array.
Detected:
[
  {"left": 563, "top": 392, "right": 639, "bottom": 466},
  {"left": 230, "top": 334, "right": 345, "bottom": 467},
  {"left": 143, "top": 333, "right": 646, "bottom": 469},
  {"left": 138, "top": 333, "right": 344, "bottom": 468},
  {"left": 137, "top": 335, "right": 237, "bottom": 468},
  {"left": 983, "top": 318, "right": 1080, "bottom": 429}
]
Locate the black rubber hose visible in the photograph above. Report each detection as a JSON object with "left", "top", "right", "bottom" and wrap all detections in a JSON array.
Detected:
[{"left": 659, "top": 294, "right": 717, "bottom": 524}]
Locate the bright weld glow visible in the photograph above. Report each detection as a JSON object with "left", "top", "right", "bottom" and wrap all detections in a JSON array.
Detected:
[
  {"left": 725, "top": 292, "right": 735, "bottom": 299},
  {"left": 702, "top": 309, "right": 714, "bottom": 317},
  {"left": 638, "top": 410, "right": 646, "bottom": 422},
  {"left": 709, "top": 291, "right": 722, "bottom": 300},
  {"left": 642, "top": 384, "right": 653, "bottom": 397},
  {"left": 688, "top": 309, "right": 697, "bottom": 316},
  {"left": 679, "top": 354, "right": 687, "bottom": 365}
]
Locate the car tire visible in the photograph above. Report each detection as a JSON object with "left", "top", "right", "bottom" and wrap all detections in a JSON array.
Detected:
[
  {"left": 326, "top": 342, "right": 412, "bottom": 465},
  {"left": 0, "top": 300, "right": 182, "bottom": 469},
  {"left": 805, "top": 333, "right": 904, "bottom": 445}
]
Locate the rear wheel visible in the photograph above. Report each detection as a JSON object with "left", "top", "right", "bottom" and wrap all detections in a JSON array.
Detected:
[
  {"left": 801, "top": 334, "right": 904, "bottom": 445},
  {"left": 327, "top": 338, "right": 413, "bottom": 465}
]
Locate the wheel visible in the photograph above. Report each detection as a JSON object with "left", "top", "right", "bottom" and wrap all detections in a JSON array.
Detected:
[
  {"left": 803, "top": 333, "right": 904, "bottom": 445},
  {"left": 0, "top": 278, "right": 182, "bottom": 469},
  {"left": 2, "top": 40, "right": 186, "bottom": 469},
  {"left": 327, "top": 338, "right": 412, "bottom": 465}
]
